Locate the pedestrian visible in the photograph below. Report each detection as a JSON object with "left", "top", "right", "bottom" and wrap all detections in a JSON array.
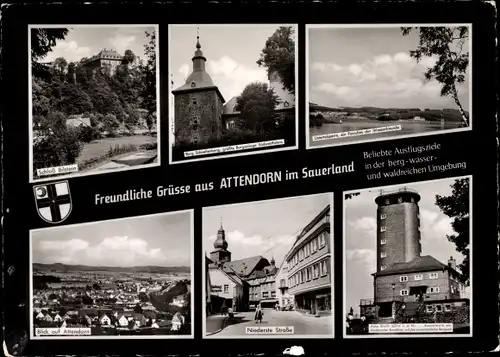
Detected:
[{"left": 254, "top": 305, "right": 264, "bottom": 324}]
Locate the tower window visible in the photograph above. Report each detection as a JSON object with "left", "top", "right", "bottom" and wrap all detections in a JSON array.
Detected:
[
  {"left": 400, "top": 289, "right": 409, "bottom": 296},
  {"left": 380, "top": 226, "right": 387, "bottom": 232},
  {"left": 380, "top": 239, "right": 387, "bottom": 245},
  {"left": 380, "top": 214, "right": 387, "bottom": 219},
  {"left": 223, "top": 284, "right": 229, "bottom": 293},
  {"left": 414, "top": 274, "right": 423, "bottom": 280},
  {"left": 429, "top": 273, "right": 439, "bottom": 279},
  {"left": 380, "top": 252, "right": 387, "bottom": 258},
  {"left": 400, "top": 276, "right": 408, "bottom": 282}
]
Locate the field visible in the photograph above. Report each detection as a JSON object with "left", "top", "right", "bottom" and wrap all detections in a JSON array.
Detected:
[{"left": 77, "top": 135, "right": 157, "bottom": 163}]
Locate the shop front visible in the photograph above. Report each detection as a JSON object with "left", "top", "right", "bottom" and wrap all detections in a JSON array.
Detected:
[{"left": 294, "top": 287, "right": 332, "bottom": 316}]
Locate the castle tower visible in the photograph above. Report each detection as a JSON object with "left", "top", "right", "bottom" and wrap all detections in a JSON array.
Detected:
[
  {"left": 374, "top": 187, "right": 422, "bottom": 272},
  {"left": 172, "top": 28, "right": 225, "bottom": 146},
  {"left": 210, "top": 220, "right": 231, "bottom": 264}
]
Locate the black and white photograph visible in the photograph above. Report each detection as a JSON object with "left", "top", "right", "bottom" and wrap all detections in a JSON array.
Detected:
[
  {"left": 203, "top": 193, "right": 333, "bottom": 339},
  {"left": 306, "top": 24, "right": 472, "bottom": 149},
  {"left": 29, "top": 25, "right": 159, "bottom": 182},
  {"left": 169, "top": 24, "right": 298, "bottom": 163},
  {"left": 343, "top": 176, "right": 472, "bottom": 338},
  {"left": 30, "top": 210, "right": 193, "bottom": 339}
]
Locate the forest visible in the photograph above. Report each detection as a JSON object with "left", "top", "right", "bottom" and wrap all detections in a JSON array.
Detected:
[{"left": 31, "top": 28, "right": 157, "bottom": 176}]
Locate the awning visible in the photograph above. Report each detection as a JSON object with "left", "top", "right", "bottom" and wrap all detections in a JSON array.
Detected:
[{"left": 316, "top": 293, "right": 331, "bottom": 299}]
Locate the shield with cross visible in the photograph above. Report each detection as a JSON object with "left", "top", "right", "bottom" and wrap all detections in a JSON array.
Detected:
[{"left": 33, "top": 181, "right": 72, "bottom": 224}]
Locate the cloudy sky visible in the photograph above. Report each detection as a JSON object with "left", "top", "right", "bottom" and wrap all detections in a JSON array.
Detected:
[
  {"left": 344, "top": 177, "right": 470, "bottom": 314},
  {"left": 35, "top": 26, "right": 156, "bottom": 63},
  {"left": 32, "top": 211, "right": 192, "bottom": 267},
  {"left": 308, "top": 26, "right": 470, "bottom": 110},
  {"left": 203, "top": 193, "right": 331, "bottom": 268},
  {"left": 169, "top": 24, "right": 294, "bottom": 105}
]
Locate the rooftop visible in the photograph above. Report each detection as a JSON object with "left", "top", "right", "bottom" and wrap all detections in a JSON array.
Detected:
[{"left": 372, "top": 255, "right": 462, "bottom": 278}]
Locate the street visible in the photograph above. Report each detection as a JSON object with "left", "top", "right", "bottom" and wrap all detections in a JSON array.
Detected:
[{"left": 215, "top": 309, "right": 333, "bottom": 337}]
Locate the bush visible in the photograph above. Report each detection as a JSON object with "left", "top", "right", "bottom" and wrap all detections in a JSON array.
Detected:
[
  {"left": 33, "top": 126, "right": 83, "bottom": 173},
  {"left": 77, "top": 125, "right": 101, "bottom": 143}
]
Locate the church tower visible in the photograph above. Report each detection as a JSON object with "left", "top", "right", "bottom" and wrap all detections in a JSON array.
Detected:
[
  {"left": 172, "top": 28, "right": 226, "bottom": 146},
  {"left": 210, "top": 220, "right": 232, "bottom": 264}
]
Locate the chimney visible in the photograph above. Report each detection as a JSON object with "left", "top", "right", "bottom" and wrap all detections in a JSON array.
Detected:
[{"left": 447, "top": 256, "right": 456, "bottom": 270}]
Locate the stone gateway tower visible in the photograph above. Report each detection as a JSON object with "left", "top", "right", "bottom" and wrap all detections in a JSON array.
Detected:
[
  {"left": 375, "top": 188, "right": 422, "bottom": 272},
  {"left": 172, "top": 35, "right": 225, "bottom": 146}
]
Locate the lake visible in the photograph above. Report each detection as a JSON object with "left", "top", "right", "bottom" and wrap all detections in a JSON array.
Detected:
[{"left": 309, "top": 120, "right": 464, "bottom": 146}]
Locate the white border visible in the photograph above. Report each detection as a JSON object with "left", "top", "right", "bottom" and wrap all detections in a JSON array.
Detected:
[
  {"left": 342, "top": 175, "right": 473, "bottom": 338},
  {"left": 29, "top": 209, "right": 195, "bottom": 340},
  {"left": 201, "top": 192, "right": 335, "bottom": 339},
  {"left": 305, "top": 23, "right": 473, "bottom": 150},
  {"left": 28, "top": 24, "right": 161, "bottom": 183},
  {"left": 168, "top": 24, "right": 299, "bottom": 165}
]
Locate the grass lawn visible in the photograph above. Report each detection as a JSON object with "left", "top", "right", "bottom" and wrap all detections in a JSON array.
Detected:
[{"left": 77, "top": 135, "right": 157, "bottom": 163}]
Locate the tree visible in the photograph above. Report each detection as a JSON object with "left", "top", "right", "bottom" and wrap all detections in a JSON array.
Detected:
[
  {"left": 139, "top": 291, "right": 150, "bottom": 303},
  {"left": 435, "top": 177, "right": 470, "bottom": 282},
  {"left": 123, "top": 49, "right": 136, "bottom": 65},
  {"left": 141, "top": 30, "right": 157, "bottom": 116},
  {"left": 56, "top": 84, "right": 93, "bottom": 114},
  {"left": 31, "top": 28, "right": 69, "bottom": 79},
  {"left": 345, "top": 192, "right": 361, "bottom": 200},
  {"left": 236, "top": 82, "right": 279, "bottom": 133},
  {"left": 401, "top": 26, "right": 470, "bottom": 127},
  {"left": 257, "top": 26, "right": 295, "bottom": 95}
]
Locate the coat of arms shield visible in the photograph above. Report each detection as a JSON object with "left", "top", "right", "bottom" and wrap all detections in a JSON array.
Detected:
[{"left": 33, "top": 181, "right": 72, "bottom": 224}]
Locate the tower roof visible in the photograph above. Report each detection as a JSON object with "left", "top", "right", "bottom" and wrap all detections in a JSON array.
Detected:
[
  {"left": 213, "top": 222, "right": 228, "bottom": 250},
  {"left": 375, "top": 187, "right": 421, "bottom": 205}
]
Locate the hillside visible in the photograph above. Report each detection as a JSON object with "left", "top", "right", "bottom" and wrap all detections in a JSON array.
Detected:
[
  {"left": 33, "top": 263, "right": 190, "bottom": 274},
  {"left": 309, "top": 103, "right": 468, "bottom": 122}
]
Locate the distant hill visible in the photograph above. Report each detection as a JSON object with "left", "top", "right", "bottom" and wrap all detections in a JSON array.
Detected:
[
  {"left": 33, "top": 263, "right": 190, "bottom": 274},
  {"left": 309, "top": 103, "right": 469, "bottom": 122}
]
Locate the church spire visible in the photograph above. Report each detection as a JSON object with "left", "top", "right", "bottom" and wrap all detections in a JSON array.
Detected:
[
  {"left": 192, "top": 25, "right": 206, "bottom": 72},
  {"left": 196, "top": 25, "right": 201, "bottom": 49}
]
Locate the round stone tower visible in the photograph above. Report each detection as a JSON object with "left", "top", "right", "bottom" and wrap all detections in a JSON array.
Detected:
[{"left": 374, "top": 187, "right": 422, "bottom": 272}]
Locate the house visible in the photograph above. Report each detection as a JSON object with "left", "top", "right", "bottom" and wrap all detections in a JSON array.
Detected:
[
  {"left": 117, "top": 314, "right": 129, "bottom": 327},
  {"left": 99, "top": 313, "right": 111, "bottom": 325},
  {"left": 66, "top": 115, "right": 91, "bottom": 128},
  {"left": 36, "top": 311, "right": 45, "bottom": 319},
  {"left": 53, "top": 314, "right": 63, "bottom": 322},
  {"left": 132, "top": 313, "right": 147, "bottom": 327},
  {"left": 44, "top": 314, "right": 53, "bottom": 322},
  {"left": 171, "top": 312, "right": 184, "bottom": 331}
]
